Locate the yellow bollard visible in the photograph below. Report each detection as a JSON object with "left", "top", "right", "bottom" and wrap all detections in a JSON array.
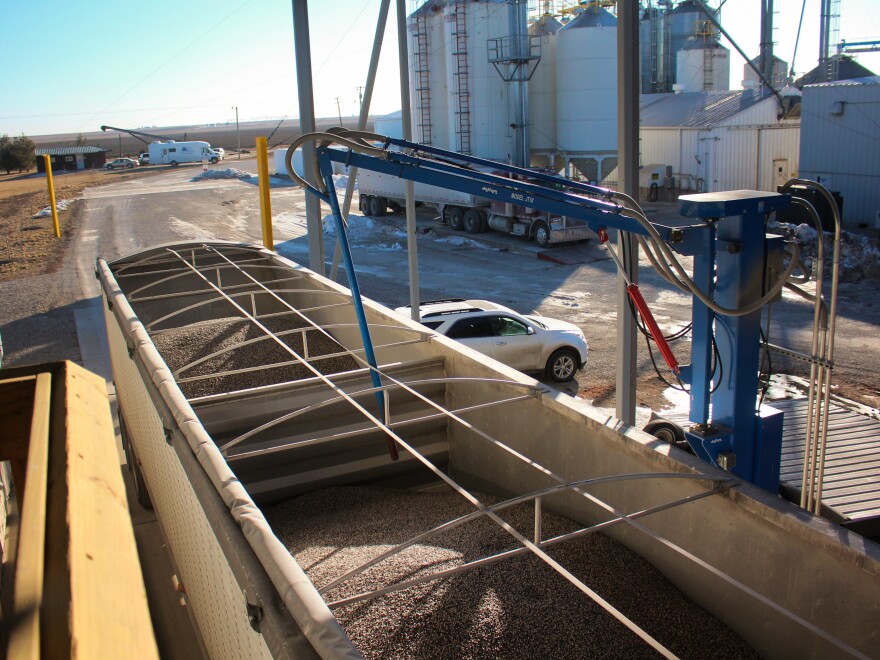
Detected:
[
  {"left": 43, "top": 155, "right": 61, "bottom": 238},
  {"left": 256, "top": 137, "right": 274, "bottom": 250}
]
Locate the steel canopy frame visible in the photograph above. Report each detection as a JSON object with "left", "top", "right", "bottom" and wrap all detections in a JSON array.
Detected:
[{"left": 114, "top": 243, "right": 861, "bottom": 657}]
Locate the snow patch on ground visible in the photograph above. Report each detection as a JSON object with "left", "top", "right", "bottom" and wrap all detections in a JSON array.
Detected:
[
  {"left": 169, "top": 216, "right": 215, "bottom": 240},
  {"left": 333, "top": 174, "right": 355, "bottom": 189},
  {"left": 431, "top": 235, "right": 499, "bottom": 250},
  {"left": 191, "top": 168, "right": 295, "bottom": 187},
  {"left": 33, "top": 199, "right": 75, "bottom": 218},
  {"left": 192, "top": 168, "right": 254, "bottom": 181},
  {"left": 322, "top": 214, "right": 376, "bottom": 239}
]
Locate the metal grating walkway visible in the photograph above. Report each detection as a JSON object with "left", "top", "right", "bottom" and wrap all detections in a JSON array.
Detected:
[{"left": 774, "top": 398, "right": 880, "bottom": 525}]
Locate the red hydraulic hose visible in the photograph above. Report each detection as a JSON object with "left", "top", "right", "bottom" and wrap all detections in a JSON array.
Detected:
[
  {"left": 626, "top": 283, "right": 680, "bottom": 375},
  {"left": 597, "top": 228, "right": 680, "bottom": 375}
]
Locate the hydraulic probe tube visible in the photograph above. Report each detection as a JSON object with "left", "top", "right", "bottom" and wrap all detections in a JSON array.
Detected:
[
  {"left": 598, "top": 229, "right": 680, "bottom": 375},
  {"left": 320, "top": 168, "right": 398, "bottom": 461}
]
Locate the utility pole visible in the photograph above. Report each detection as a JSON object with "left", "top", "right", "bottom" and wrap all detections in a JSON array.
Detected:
[
  {"left": 335, "top": 97, "right": 343, "bottom": 126},
  {"left": 357, "top": 86, "right": 364, "bottom": 114},
  {"left": 232, "top": 106, "right": 240, "bottom": 159},
  {"left": 118, "top": 133, "right": 122, "bottom": 157}
]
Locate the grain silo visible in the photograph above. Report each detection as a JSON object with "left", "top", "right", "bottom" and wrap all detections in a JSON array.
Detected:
[
  {"left": 675, "top": 37, "right": 730, "bottom": 92},
  {"left": 409, "top": 2, "right": 449, "bottom": 147},
  {"left": 640, "top": 4, "right": 669, "bottom": 94},
  {"left": 408, "top": 0, "right": 514, "bottom": 161},
  {"left": 639, "top": 0, "right": 729, "bottom": 94},
  {"left": 528, "top": 13, "right": 562, "bottom": 167},
  {"left": 555, "top": 6, "right": 618, "bottom": 181}
]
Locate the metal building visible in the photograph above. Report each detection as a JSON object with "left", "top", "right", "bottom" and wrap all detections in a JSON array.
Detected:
[
  {"left": 35, "top": 146, "right": 109, "bottom": 172},
  {"left": 799, "top": 76, "right": 880, "bottom": 228},
  {"left": 637, "top": 88, "right": 801, "bottom": 194}
]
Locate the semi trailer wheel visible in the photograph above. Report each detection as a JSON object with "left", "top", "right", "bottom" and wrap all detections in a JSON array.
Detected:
[
  {"left": 463, "top": 209, "right": 483, "bottom": 234},
  {"left": 447, "top": 206, "right": 464, "bottom": 231},
  {"left": 534, "top": 220, "right": 551, "bottom": 248},
  {"left": 368, "top": 196, "right": 385, "bottom": 216}
]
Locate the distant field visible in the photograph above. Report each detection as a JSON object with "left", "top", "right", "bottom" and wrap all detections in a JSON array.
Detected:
[{"left": 31, "top": 117, "right": 377, "bottom": 160}]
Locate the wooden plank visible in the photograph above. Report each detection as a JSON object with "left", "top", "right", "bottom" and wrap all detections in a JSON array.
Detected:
[
  {"left": 62, "top": 362, "right": 159, "bottom": 659},
  {"left": 7, "top": 372, "right": 52, "bottom": 659}
]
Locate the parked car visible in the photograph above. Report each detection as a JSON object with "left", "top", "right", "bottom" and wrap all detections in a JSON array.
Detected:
[
  {"left": 138, "top": 153, "right": 150, "bottom": 166},
  {"left": 395, "top": 299, "right": 588, "bottom": 382},
  {"left": 106, "top": 158, "right": 138, "bottom": 170},
  {"left": 213, "top": 148, "right": 225, "bottom": 160}
]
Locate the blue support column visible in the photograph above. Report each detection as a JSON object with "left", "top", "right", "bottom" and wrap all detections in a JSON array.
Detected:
[
  {"left": 686, "top": 224, "right": 716, "bottom": 426},
  {"left": 679, "top": 191, "right": 789, "bottom": 491}
]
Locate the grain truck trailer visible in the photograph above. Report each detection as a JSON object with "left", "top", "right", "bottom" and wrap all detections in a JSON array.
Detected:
[
  {"left": 98, "top": 241, "right": 879, "bottom": 658},
  {"left": 358, "top": 168, "right": 594, "bottom": 247}
]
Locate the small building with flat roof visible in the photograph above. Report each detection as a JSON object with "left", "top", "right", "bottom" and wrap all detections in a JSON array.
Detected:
[{"left": 35, "top": 146, "right": 109, "bottom": 173}]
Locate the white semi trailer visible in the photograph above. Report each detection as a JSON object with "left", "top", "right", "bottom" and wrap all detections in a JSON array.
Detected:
[{"left": 357, "top": 169, "right": 594, "bottom": 247}]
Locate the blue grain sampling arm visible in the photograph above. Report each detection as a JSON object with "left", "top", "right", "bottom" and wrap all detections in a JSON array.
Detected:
[{"left": 298, "top": 131, "right": 798, "bottom": 492}]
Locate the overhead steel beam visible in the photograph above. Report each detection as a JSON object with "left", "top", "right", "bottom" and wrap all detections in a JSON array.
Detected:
[
  {"left": 291, "top": 0, "right": 325, "bottom": 274},
  {"left": 615, "top": 0, "right": 640, "bottom": 426}
]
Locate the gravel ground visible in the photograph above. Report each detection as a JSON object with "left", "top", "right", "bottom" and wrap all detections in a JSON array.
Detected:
[
  {"left": 150, "top": 317, "right": 360, "bottom": 397},
  {"left": 266, "top": 486, "right": 758, "bottom": 660}
]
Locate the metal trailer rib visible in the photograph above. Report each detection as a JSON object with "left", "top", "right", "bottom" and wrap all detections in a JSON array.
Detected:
[
  {"left": 225, "top": 392, "right": 538, "bottom": 462},
  {"left": 174, "top": 323, "right": 432, "bottom": 378},
  {"left": 116, "top": 258, "right": 292, "bottom": 280},
  {"left": 149, "top": 308, "right": 329, "bottom": 336},
  {"left": 166, "top": 246, "right": 679, "bottom": 658},
  {"left": 196, "top": 244, "right": 866, "bottom": 655},
  {"left": 319, "top": 473, "right": 731, "bottom": 596},
  {"left": 325, "top": 485, "right": 728, "bottom": 609},
  {"left": 126, "top": 263, "right": 299, "bottom": 299},
  {"left": 144, "top": 289, "right": 352, "bottom": 331},
  {"left": 175, "top": 338, "right": 431, "bottom": 387},
  {"left": 114, "top": 245, "right": 261, "bottom": 275},
  {"left": 130, "top": 275, "right": 304, "bottom": 303},
  {"left": 222, "top": 380, "right": 542, "bottom": 457}
]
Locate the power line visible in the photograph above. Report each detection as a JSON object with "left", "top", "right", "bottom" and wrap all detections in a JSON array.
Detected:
[{"left": 75, "top": 0, "right": 254, "bottom": 133}]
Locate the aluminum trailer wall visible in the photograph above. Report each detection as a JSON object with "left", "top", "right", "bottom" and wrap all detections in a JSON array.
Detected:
[{"left": 99, "top": 242, "right": 880, "bottom": 659}]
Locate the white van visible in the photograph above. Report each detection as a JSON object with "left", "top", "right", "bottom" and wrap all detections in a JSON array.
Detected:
[{"left": 148, "top": 141, "right": 219, "bottom": 167}]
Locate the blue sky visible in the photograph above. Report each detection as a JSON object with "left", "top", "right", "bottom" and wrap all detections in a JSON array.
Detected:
[{"left": 1, "top": 0, "right": 878, "bottom": 137}]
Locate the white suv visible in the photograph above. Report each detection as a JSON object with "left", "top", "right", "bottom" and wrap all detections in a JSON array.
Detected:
[{"left": 395, "top": 299, "right": 588, "bottom": 382}]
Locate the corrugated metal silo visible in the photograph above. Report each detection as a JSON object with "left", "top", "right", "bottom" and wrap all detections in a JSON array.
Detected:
[
  {"left": 555, "top": 6, "right": 618, "bottom": 180},
  {"left": 442, "top": 0, "right": 512, "bottom": 159},
  {"left": 409, "top": 2, "right": 449, "bottom": 148},
  {"left": 640, "top": 5, "right": 668, "bottom": 94},
  {"left": 676, "top": 39, "right": 730, "bottom": 92},
  {"left": 408, "top": 0, "right": 514, "bottom": 160},
  {"left": 668, "top": 0, "right": 707, "bottom": 63},
  {"left": 528, "top": 14, "right": 561, "bottom": 164}
]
